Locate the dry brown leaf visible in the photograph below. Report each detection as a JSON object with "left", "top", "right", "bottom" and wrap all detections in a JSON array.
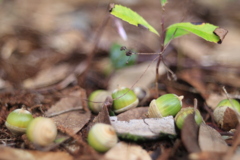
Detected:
[
  {"left": 45, "top": 88, "right": 91, "bottom": 133},
  {"left": 181, "top": 114, "right": 201, "bottom": 153},
  {"left": 108, "top": 62, "right": 165, "bottom": 91},
  {"left": 104, "top": 142, "right": 151, "bottom": 160},
  {"left": 23, "top": 63, "right": 73, "bottom": 89},
  {"left": 198, "top": 123, "right": 229, "bottom": 152},
  {"left": 0, "top": 146, "right": 73, "bottom": 160},
  {"left": 117, "top": 107, "right": 148, "bottom": 121}
]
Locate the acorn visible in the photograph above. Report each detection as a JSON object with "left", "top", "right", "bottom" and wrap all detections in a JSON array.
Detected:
[
  {"left": 175, "top": 107, "right": 203, "bottom": 129},
  {"left": 147, "top": 94, "right": 183, "bottom": 118},
  {"left": 111, "top": 87, "right": 139, "bottom": 114},
  {"left": 88, "top": 90, "right": 110, "bottom": 114},
  {"left": 213, "top": 99, "right": 240, "bottom": 131},
  {"left": 26, "top": 117, "right": 57, "bottom": 146},
  {"left": 5, "top": 108, "right": 33, "bottom": 135},
  {"left": 88, "top": 123, "right": 118, "bottom": 152}
]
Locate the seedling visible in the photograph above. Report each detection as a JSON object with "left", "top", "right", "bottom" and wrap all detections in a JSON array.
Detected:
[{"left": 109, "top": 1, "right": 228, "bottom": 95}]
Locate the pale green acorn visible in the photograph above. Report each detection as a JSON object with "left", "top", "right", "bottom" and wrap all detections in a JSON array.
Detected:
[
  {"left": 112, "top": 87, "right": 139, "bottom": 114},
  {"left": 26, "top": 117, "right": 57, "bottom": 146},
  {"left": 88, "top": 90, "right": 110, "bottom": 114},
  {"left": 175, "top": 107, "right": 203, "bottom": 129},
  {"left": 213, "top": 99, "right": 240, "bottom": 131},
  {"left": 5, "top": 108, "right": 33, "bottom": 135},
  {"left": 147, "top": 94, "right": 183, "bottom": 118},
  {"left": 88, "top": 123, "right": 118, "bottom": 152}
]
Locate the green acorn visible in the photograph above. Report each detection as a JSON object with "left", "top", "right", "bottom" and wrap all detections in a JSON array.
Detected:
[
  {"left": 175, "top": 107, "right": 203, "bottom": 129},
  {"left": 88, "top": 123, "right": 118, "bottom": 152},
  {"left": 112, "top": 87, "right": 139, "bottom": 114},
  {"left": 213, "top": 99, "right": 240, "bottom": 131},
  {"left": 5, "top": 108, "right": 33, "bottom": 135},
  {"left": 88, "top": 90, "right": 110, "bottom": 114},
  {"left": 147, "top": 94, "right": 183, "bottom": 118}
]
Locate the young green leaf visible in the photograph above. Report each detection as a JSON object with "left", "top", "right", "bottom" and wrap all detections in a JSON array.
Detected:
[
  {"left": 161, "top": 0, "right": 168, "bottom": 7},
  {"left": 164, "top": 22, "right": 226, "bottom": 45},
  {"left": 110, "top": 4, "right": 159, "bottom": 36}
]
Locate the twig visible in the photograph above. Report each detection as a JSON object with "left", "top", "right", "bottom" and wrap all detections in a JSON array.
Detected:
[{"left": 46, "top": 106, "right": 83, "bottom": 118}]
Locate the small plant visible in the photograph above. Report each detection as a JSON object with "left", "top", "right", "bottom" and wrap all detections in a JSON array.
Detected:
[{"left": 109, "top": 1, "right": 228, "bottom": 94}]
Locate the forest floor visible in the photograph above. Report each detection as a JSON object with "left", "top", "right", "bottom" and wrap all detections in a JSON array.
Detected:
[{"left": 0, "top": 0, "right": 240, "bottom": 159}]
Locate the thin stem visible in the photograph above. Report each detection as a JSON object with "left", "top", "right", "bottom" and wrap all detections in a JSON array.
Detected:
[{"left": 46, "top": 106, "right": 83, "bottom": 118}]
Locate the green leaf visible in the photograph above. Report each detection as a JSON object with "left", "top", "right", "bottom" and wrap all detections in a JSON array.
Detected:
[
  {"left": 161, "top": 0, "right": 168, "bottom": 7},
  {"left": 164, "top": 22, "right": 221, "bottom": 45},
  {"left": 110, "top": 4, "right": 159, "bottom": 36}
]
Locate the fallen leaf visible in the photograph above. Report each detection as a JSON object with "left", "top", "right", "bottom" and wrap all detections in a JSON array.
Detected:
[
  {"left": 198, "top": 123, "right": 229, "bottom": 152},
  {"left": 108, "top": 62, "right": 165, "bottom": 91},
  {"left": 110, "top": 116, "right": 176, "bottom": 140},
  {"left": 46, "top": 88, "right": 90, "bottom": 133},
  {"left": 104, "top": 142, "right": 151, "bottom": 160},
  {"left": 117, "top": 107, "right": 148, "bottom": 121},
  {"left": 181, "top": 114, "right": 201, "bottom": 153},
  {"left": 23, "top": 63, "right": 73, "bottom": 89},
  {"left": 0, "top": 146, "right": 73, "bottom": 160}
]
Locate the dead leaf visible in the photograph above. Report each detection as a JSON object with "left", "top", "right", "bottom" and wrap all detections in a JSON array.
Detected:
[
  {"left": 46, "top": 88, "right": 90, "bottom": 133},
  {"left": 181, "top": 114, "right": 201, "bottom": 153},
  {"left": 108, "top": 62, "right": 165, "bottom": 91},
  {"left": 23, "top": 63, "right": 73, "bottom": 89},
  {"left": 104, "top": 142, "right": 151, "bottom": 160},
  {"left": 198, "top": 123, "right": 229, "bottom": 152},
  {"left": 110, "top": 116, "right": 176, "bottom": 140},
  {"left": 93, "top": 96, "right": 112, "bottom": 125},
  {"left": 214, "top": 28, "right": 228, "bottom": 44},
  {"left": 117, "top": 107, "right": 148, "bottom": 121},
  {"left": 0, "top": 146, "right": 73, "bottom": 160}
]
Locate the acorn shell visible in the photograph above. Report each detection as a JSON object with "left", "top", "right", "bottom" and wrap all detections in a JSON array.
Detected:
[
  {"left": 147, "top": 94, "right": 183, "bottom": 118},
  {"left": 213, "top": 106, "right": 239, "bottom": 131},
  {"left": 88, "top": 90, "right": 110, "bottom": 114},
  {"left": 26, "top": 117, "right": 57, "bottom": 146},
  {"left": 175, "top": 107, "right": 203, "bottom": 129},
  {"left": 88, "top": 123, "right": 118, "bottom": 152},
  {"left": 213, "top": 99, "right": 240, "bottom": 131},
  {"left": 112, "top": 87, "right": 139, "bottom": 114},
  {"left": 5, "top": 108, "right": 33, "bottom": 135}
]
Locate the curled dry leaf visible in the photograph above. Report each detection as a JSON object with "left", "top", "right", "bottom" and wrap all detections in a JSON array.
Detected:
[{"left": 198, "top": 123, "right": 229, "bottom": 152}]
